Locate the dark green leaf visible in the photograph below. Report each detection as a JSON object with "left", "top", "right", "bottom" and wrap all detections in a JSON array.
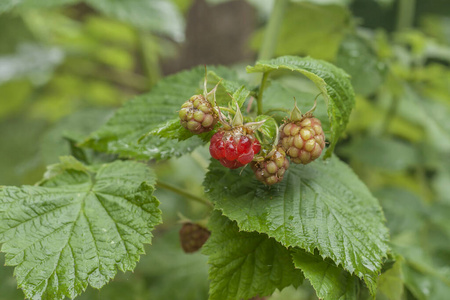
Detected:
[
  {"left": 85, "top": 0, "right": 185, "bottom": 42},
  {"left": 247, "top": 56, "right": 355, "bottom": 158},
  {"left": 203, "top": 211, "right": 303, "bottom": 300},
  {"left": 204, "top": 155, "right": 389, "bottom": 294},
  {"left": 0, "top": 157, "right": 161, "bottom": 300}
]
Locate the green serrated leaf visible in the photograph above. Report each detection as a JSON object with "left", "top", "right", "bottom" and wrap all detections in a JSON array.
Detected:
[
  {"left": 247, "top": 56, "right": 355, "bottom": 158},
  {"left": 0, "top": 157, "right": 162, "bottom": 300},
  {"left": 203, "top": 211, "right": 303, "bottom": 300},
  {"left": 82, "top": 66, "right": 238, "bottom": 160},
  {"left": 204, "top": 155, "right": 389, "bottom": 294},
  {"left": 291, "top": 249, "right": 359, "bottom": 300},
  {"left": 0, "top": 0, "right": 184, "bottom": 41}
]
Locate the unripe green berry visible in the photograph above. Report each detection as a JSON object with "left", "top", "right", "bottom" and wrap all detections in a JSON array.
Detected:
[
  {"left": 280, "top": 117, "right": 325, "bottom": 165},
  {"left": 179, "top": 94, "right": 218, "bottom": 134}
]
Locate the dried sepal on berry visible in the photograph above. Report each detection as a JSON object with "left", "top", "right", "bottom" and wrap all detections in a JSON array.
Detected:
[
  {"left": 179, "top": 222, "right": 211, "bottom": 253},
  {"left": 251, "top": 146, "right": 289, "bottom": 185}
]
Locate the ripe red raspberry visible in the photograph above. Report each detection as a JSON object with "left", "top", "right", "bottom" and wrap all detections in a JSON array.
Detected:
[
  {"left": 179, "top": 94, "right": 218, "bottom": 134},
  {"left": 179, "top": 222, "right": 211, "bottom": 253},
  {"left": 280, "top": 117, "right": 325, "bottom": 164},
  {"left": 209, "top": 127, "right": 261, "bottom": 169},
  {"left": 251, "top": 147, "right": 289, "bottom": 185}
]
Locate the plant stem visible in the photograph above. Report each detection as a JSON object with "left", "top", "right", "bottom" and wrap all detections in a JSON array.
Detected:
[
  {"left": 156, "top": 181, "right": 213, "bottom": 208},
  {"left": 396, "top": 0, "right": 416, "bottom": 31},
  {"left": 257, "top": 72, "right": 270, "bottom": 115},
  {"left": 255, "top": 0, "right": 288, "bottom": 115},
  {"left": 257, "top": 0, "right": 289, "bottom": 61}
]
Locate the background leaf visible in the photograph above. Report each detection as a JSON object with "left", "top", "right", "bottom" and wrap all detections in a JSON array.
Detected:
[
  {"left": 247, "top": 56, "right": 355, "bottom": 157},
  {"left": 0, "top": 158, "right": 162, "bottom": 300},
  {"left": 203, "top": 211, "right": 303, "bottom": 300}
]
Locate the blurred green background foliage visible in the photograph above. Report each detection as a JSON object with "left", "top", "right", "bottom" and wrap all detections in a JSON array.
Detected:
[{"left": 0, "top": 0, "right": 449, "bottom": 299}]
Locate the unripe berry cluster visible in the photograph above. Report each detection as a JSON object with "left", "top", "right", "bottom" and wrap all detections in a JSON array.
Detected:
[
  {"left": 251, "top": 147, "right": 289, "bottom": 185},
  {"left": 280, "top": 117, "right": 325, "bottom": 164},
  {"left": 179, "top": 95, "right": 218, "bottom": 134}
]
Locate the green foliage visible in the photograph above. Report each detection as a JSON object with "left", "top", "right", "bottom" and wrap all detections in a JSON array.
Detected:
[
  {"left": 291, "top": 249, "right": 360, "bottom": 300},
  {"left": 0, "top": 157, "right": 161, "bottom": 300},
  {"left": 82, "top": 66, "right": 240, "bottom": 160},
  {"left": 247, "top": 56, "right": 355, "bottom": 157},
  {"left": 203, "top": 211, "right": 303, "bottom": 300},
  {"left": 204, "top": 155, "right": 389, "bottom": 294},
  {"left": 1, "top": 1, "right": 450, "bottom": 299},
  {"left": 0, "top": 0, "right": 184, "bottom": 41},
  {"left": 251, "top": 3, "right": 353, "bottom": 60}
]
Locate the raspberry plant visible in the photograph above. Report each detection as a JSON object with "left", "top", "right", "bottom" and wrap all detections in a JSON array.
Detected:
[{"left": 1, "top": 0, "right": 450, "bottom": 300}]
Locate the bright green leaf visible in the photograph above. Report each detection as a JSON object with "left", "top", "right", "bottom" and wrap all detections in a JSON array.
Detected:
[
  {"left": 291, "top": 249, "right": 359, "bottom": 300},
  {"left": 0, "top": 157, "right": 162, "bottom": 300},
  {"left": 204, "top": 155, "right": 389, "bottom": 293},
  {"left": 203, "top": 211, "right": 303, "bottom": 300},
  {"left": 247, "top": 55, "right": 355, "bottom": 158}
]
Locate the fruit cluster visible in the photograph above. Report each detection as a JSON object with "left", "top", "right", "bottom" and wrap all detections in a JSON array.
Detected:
[{"left": 179, "top": 83, "right": 325, "bottom": 186}]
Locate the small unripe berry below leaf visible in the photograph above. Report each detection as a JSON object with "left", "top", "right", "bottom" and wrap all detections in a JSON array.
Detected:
[
  {"left": 280, "top": 117, "right": 325, "bottom": 164},
  {"left": 179, "top": 94, "right": 218, "bottom": 134},
  {"left": 179, "top": 223, "right": 211, "bottom": 253}
]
